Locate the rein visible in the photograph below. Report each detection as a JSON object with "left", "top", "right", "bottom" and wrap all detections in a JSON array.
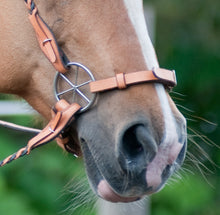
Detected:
[{"left": 0, "top": 0, "right": 177, "bottom": 167}]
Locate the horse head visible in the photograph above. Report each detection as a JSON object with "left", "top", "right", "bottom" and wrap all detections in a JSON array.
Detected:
[{"left": 0, "top": 0, "right": 187, "bottom": 202}]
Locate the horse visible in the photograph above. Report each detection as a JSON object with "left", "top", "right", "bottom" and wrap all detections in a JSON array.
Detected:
[{"left": 0, "top": 0, "right": 187, "bottom": 203}]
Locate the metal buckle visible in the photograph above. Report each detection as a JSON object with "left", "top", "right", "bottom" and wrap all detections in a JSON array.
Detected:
[{"left": 54, "top": 62, "right": 96, "bottom": 113}]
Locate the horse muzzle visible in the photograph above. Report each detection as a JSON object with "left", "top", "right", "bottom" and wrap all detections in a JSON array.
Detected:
[{"left": 78, "top": 114, "right": 187, "bottom": 203}]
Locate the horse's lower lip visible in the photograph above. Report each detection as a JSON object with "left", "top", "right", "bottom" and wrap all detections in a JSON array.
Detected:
[{"left": 97, "top": 180, "right": 140, "bottom": 203}]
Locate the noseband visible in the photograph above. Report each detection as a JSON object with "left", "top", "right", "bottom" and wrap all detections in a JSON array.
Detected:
[{"left": 0, "top": 0, "right": 177, "bottom": 167}]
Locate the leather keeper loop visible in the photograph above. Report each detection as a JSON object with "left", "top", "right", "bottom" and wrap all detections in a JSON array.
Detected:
[{"left": 116, "top": 73, "right": 126, "bottom": 89}]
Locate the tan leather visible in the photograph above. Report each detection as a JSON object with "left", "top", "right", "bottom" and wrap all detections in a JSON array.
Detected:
[
  {"left": 0, "top": 100, "right": 81, "bottom": 167},
  {"left": 26, "top": 101, "right": 80, "bottom": 153},
  {"left": 54, "top": 100, "right": 82, "bottom": 156},
  {"left": 153, "top": 68, "right": 177, "bottom": 85},
  {"left": 26, "top": 1, "right": 67, "bottom": 73},
  {"left": 90, "top": 68, "right": 177, "bottom": 93},
  {"left": 116, "top": 73, "right": 127, "bottom": 89}
]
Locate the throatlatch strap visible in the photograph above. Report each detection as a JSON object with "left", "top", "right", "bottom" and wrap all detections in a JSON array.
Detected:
[{"left": 0, "top": 100, "right": 81, "bottom": 167}]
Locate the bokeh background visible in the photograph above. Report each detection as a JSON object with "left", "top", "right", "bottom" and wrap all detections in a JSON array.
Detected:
[{"left": 0, "top": 0, "right": 219, "bottom": 214}]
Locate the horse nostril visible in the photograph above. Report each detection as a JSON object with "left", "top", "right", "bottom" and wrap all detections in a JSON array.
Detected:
[
  {"left": 122, "top": 126, "right": 144, "bottom": 158},
  {"left": 118, "top": 124, "right": 158, "bottom": 174}
]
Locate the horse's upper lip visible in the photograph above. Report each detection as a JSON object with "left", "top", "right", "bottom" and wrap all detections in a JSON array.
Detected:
[{"left": 97, "top": 180, "right": 141, "bottom": 203}]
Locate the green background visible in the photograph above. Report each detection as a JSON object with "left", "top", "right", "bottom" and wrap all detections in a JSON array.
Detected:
[{"left": 0, "top": 0, "right": 219, "bottom": 214}]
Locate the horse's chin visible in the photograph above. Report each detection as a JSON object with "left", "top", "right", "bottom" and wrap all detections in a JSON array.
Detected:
[{"left": 97, "top": 180, "right": 141, "bottom": 203}]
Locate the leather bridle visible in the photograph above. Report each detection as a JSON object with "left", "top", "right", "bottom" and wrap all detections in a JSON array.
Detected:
[{"left": 0, "top": 0, "right": 177, "bottom": 167}]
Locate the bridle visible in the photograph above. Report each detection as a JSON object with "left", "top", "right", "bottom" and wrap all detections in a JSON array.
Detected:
[{"left": 0, "top": 0, "right": 177, "bottom": 167}]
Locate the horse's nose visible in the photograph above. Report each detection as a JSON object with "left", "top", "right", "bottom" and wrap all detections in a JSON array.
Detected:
[{"left": 118, "top": 125, "right": 158, "bottom": 175}]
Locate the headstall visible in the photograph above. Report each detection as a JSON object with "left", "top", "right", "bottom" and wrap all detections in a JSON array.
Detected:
[{"left": 0, "top": 0, "right": 177, "bottom": 167}]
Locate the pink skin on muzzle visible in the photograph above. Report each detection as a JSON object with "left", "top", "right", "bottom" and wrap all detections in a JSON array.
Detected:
[{"left": 98, "top": 180, "right": 140, "bottom": 203}]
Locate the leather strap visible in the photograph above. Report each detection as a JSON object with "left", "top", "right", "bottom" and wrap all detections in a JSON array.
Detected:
[
  {"left": 90, "top": 68, "right": 176, "bottom": 93},
  {"left": 25, "top": 0, "right": 68, "bottom": 73},
  {"left": 0, "top": 100, "right": 81, "bottom": 167}
]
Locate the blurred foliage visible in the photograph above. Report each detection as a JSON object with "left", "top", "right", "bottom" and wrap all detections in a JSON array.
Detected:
[{"left": 0, "top": 0, "right": 219, "bottom": 214}]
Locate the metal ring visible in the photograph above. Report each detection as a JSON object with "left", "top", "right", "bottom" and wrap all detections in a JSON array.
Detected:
[{"left": 54, "top": 62, "right": 97, "bottom": 113}]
